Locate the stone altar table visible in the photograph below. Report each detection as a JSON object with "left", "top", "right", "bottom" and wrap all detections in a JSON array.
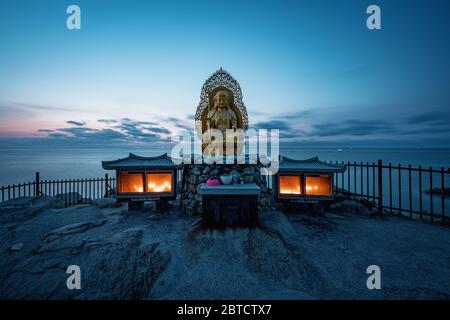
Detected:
[{"left": 199, "top": 183, "right": 260, "bottom": 228}]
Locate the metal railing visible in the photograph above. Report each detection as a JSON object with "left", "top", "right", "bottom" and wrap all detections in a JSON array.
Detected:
[
  {"left": 332, "top": 160, "right": 450, "bottom": 224},
  {"left": 0, "top": 172, "right": 116, "bottom": 207},
  {"left": 1, "top": 163, "right": 449, "bottom": 225}
]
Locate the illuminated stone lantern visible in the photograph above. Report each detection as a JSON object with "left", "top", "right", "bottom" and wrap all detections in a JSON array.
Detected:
[
  {"left": 274, "top": 156, "right": 346, "bottom": 202},
  {"left": 102, "top": 153, "right": 182, "bottom": 211}
]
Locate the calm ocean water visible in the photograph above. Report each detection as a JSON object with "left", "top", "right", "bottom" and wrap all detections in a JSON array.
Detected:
[
  {"left": 1, "top": 146, "right": 449, "bottom": 216},
  {"left": 1, "top": 146, "right": 449, "bottom": 185}
]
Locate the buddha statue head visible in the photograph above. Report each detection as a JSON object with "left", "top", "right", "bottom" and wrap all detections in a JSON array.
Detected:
[{"left": 213, "top": 90, "right": 229, "bottom": 110}]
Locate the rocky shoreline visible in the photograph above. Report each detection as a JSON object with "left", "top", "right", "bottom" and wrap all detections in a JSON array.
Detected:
[{"left": 1, "top": 193, "right": 449, "bottom": 299}]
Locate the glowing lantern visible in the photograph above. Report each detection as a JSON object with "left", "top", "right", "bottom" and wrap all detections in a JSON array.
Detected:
[
  {"left": 274, "top": 156, "right": 345, "bottom": 201},
  {"left": 146, "top": 173, "right": 173, "bottom": 193},
  {"left": 118, "top": 172, "right": 144, "bottom": 193},
  {"left": 305, "top": 175, "right": 331, "bottom": 196},
  {"left": 279, "top": 175, "right": 302, "bottom": 195}
]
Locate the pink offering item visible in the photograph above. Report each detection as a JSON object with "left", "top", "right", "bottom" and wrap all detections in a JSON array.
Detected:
[{"left": 206, "top": 179, "right": 221, "bottom": 187}]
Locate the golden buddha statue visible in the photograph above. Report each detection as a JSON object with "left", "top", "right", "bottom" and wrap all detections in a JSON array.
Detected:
[
  {"left": 207, "top": 90, "right": 237, "bottom": 134},
  {"left": 195, "top": 69, "right": 249, "bottom": 158},
  {"left": 202, "top": 90, "right": 243, "bottom": 157}
]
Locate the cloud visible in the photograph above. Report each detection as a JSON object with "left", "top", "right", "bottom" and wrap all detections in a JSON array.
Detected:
[
  {"left": 159, "top": 116, "right": 193, "bottom": 132},
  {"left": 272, "top": 109, "right": 316, "bottom": 120},
  {"left": 48, "top": 133, "right": 69, "bottom": 139},
  {"left": 253, "top": 120, "right": 293, "bottom": 131},
  {"left": 84, "top": 128, "right": 128, "bottom": 141},
  {"left": 58, "top": 127, "right": 98, "bottom": 136},
  {"left": 66, "top": 120, "right": 86, "bottom": 126},
  {"left": 309, "top": 119, "right": 398, "bottom": 137},
  {"left": 253, "top": 108, "right": 450, "bottom": 141},
  {"left": 406, "top": 112, "right": 449, "bottom": 125},
  {"left": 145, "top": 127, "right": 171, "bottom": 134},
  {"left": 174, "top": 123, "right": 193, "bottom": 131},
  {"left": 35, "top": 117, "right": 174, "bottom": 146},
  {"left": 253, "top": 115, "right": 422, "bottom": 141},
  {"left": 119, "top": 118, "right": 159, "bottom": 126},
  {"left": 129, "top": 120, "right": 159, "bottom": 126},
  {"left": 114, "top": 119, "right": 172, "bottom": 138},
  {"left": 0, "top": 102, "right": 43, "bottom": 118},
  {"left": 30, "top": 107, "right": 450, "bottom": 148},
  {"left": 0, "top": 103, "right": 20, "bottom": 116},
  {"left": 252, "top": 119, "right": 306, "bottom": 140},
  {"left": 0, "top": 101, "right": 89, "bottom": 124},
  {"left": 402, "top": 126, "right": 450, "bottom": 136},
  {"left": 97, "top": 119, "right": 118, "bottom": 124},
  {"left": 13, "top": 102, "right": 76, "bottom": 112}
]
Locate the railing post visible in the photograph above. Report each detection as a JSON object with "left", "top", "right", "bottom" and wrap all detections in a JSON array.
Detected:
[
  {"left": 441, "top": 168, "right": 445, "bottom": 225},
  {"left": 372, "top": 162, "right": 376, "bottom": 199},
  {"left": 408, "top": 164, "right": 412, "bottom": 219},
  {"left": 105, "top": 174, "right": 109, "bottom": 197},
  {"left": 35, "top": 172, "right": 40, "bottom": 196},
  {"left": 398, "top": 164, "right": 402, "bottom": 216},
  {"left": 347, "top": 161, "right": 350, "bottom": 193},
  {"left": 377, "top": 160, "right": 383, "bottom": 217},
  {"left": 388, "top": 163, "right": 392, "bottom": 214},
  {"left": 419, "top": 165, "right": 423, "bottom": 220},
  {"left": 430, "top": 167, "right": 434, "bottom": 223}
]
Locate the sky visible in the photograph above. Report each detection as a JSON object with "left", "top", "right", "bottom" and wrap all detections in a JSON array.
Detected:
[{"left": 0, "top": 0, "right": 449, "bottom": 148}]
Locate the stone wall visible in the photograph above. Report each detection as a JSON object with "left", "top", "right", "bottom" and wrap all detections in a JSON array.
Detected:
[{"left": 180, "top": 163, "right": 272, "bottom": 215}]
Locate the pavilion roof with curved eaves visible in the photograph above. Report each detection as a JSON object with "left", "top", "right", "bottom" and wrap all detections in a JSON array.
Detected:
[
  {"left": 279, "top": 156, "right": 346, "bottom": 173},
  {"left": 102, "top": 153, "right": 181, "bottom": 170}
]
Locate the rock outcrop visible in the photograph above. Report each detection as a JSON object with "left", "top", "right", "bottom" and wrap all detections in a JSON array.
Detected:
[{"left": 1, "top": 194, "right": 450, "bottom": 299}]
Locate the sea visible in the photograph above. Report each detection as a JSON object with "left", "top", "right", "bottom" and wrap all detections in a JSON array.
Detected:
[{"left": 1, "top": 146, "right": 449, "bottom": 216}]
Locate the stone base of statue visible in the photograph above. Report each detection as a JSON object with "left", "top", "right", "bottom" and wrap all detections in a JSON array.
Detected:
[{"left": 180, "top": 162, "right": 272, "bottom": 216}]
